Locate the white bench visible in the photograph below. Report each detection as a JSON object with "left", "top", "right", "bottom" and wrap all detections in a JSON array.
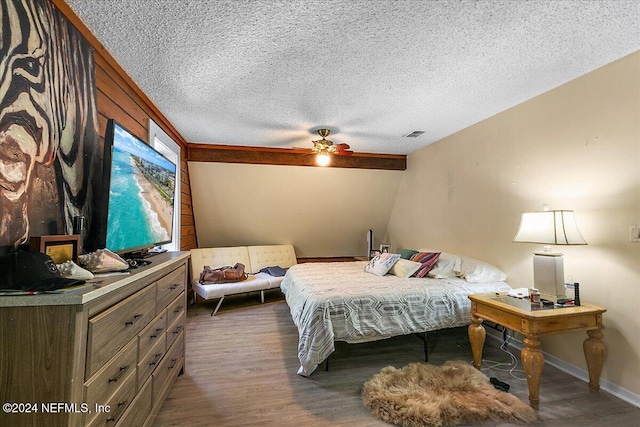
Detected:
[{"left": 190, "top": 245, "right": 297, "bottom": 315}]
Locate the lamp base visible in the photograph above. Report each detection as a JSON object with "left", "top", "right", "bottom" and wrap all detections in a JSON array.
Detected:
[{"left": 533, "top": 253, "right": 567, "bottom": 303}]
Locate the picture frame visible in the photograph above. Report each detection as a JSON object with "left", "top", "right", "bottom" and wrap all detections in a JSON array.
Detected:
[
  {"left": 369, "top": 249, "right": 381, "bottom": 259},
  {"left": 29, "top": 235, "right": 81, "bottom": 264},
  {"left": 380, "top": 244, "right": 391, "bottom": 253}
]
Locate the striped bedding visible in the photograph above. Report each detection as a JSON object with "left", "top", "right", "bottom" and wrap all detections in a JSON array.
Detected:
[{"left": 280, "top": 261, "right": 509, "bottom": 376}]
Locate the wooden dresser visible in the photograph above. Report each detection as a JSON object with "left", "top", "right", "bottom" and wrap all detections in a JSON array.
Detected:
[{"left": 0, "top": 252, "right": 190, "bottom": 427}]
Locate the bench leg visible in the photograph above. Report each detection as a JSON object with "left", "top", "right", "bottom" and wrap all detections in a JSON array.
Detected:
[{"left": 211, "top": 296, "right": 225, "bottom": 316}]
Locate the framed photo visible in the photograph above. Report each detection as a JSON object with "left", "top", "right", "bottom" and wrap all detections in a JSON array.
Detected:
[
  {"left": 29, "top": 235, "right": 81, "bottom": 264},
  {"left": 380, "top": 244, "right": 391, "bottom": 253}
]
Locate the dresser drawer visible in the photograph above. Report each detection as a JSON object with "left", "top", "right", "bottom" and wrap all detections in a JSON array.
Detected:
[
  {"left": 115, "top": 377, "right": 152, "bottom": 427},
  {"left": 166, "top": 292, "right": 185, "bottom": 329},
  {"left": 156, "top": 265, "right": 186, "bottom": 313},
  {"left": 152, "top": 331, "right": 184, "bottom": 404},
  {"left": 87, "top": 285, "right": 157, "bottom": 378},
  {"left": 138, "top": 334, "right": 166, "bottom": 387},
  {"left": 87, "top": 367, "right": 137, "bottom": 427},
  {"left": 84, "top": 339, "right": 137, "bottom": 425},
  {"left": 166, "top": 310, "right": 185, "bottom": 350},
  {"left": 138, "top": 311, "right": 167, "bottom": 359}
]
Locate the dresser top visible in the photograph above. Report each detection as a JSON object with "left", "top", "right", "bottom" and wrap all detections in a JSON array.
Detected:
[{"left": 0, "top": 252, "right": 190, "bottom": 307}]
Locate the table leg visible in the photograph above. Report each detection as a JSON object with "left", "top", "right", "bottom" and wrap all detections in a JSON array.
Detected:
[
  {"left": 468, "top": 314, "right": 485, "bottom": 370},
  {"left": 521, "top": 336, "right": 543, "bottom": 409},
  {"left": 583, "top": 328, "right": 605, "bottom": 392}
]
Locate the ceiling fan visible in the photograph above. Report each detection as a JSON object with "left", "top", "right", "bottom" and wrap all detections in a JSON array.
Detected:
[{"left": 311, "top": 129, "right": 354, "bottom": 161}]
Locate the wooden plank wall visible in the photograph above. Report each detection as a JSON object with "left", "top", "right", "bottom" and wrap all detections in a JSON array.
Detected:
[{"left": 53, "top": 0, "right": 197, "bottom": 251}]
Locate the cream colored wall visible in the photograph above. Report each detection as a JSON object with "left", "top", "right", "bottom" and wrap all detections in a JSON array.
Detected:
[
  {"left": 188, "top": 162, "right": 403, "bottom": 257},
  {"left": 386, "top": 51, "right": 640, "bottom": 397}
]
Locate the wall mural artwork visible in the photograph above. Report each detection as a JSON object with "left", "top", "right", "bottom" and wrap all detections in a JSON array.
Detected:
[{"left": 0, "top": 0, "right": 100, "bottom": 250}]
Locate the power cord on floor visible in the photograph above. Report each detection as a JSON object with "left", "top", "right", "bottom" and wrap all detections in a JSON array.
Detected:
[{"left": 479, "top": 331, "right": 527, "bottom": 381}]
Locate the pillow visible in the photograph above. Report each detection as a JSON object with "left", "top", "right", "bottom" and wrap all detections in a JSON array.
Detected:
[
  {"left": 417, "top": 248, "right": 439, "bottom": 253},
  {"left": 409, "top": 252, "right": 441, "bottom": 278},
  {"left": 427, "top": 253, "right": 462, "bottom": 279},
  {"left": 398, "top": 249, "right": 418, "bottom": 260},
  {"left": 458, "top": 255, "right": 507, "bottom": 283},
  {"left": 389, "top": 258, "right": 422, "bottom": 278},
  {"left": 364, "top": 253, "right": 401, "bottom": 276}
]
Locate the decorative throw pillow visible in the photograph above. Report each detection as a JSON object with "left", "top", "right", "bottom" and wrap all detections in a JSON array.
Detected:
[
  {"left": 409, "top": 252, "right": 441, "bottom": 278},
  {"left": 364, "top": 253, "right": 401, "bottom": 276},
  {"left": 398, "top": 249, "right": 418, "bottom": 260},
  {"left": 389, "top": 258, "right": 422, "bottom": 278}
]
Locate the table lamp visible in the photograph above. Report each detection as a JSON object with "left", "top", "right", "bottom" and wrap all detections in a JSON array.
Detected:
[{"left": 513, "top": 208, "right": 587, "bottom": 303}]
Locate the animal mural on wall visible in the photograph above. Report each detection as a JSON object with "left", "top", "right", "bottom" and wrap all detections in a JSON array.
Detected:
[{"left": 0, "top": 0, "right": 100, "bottom": 249}]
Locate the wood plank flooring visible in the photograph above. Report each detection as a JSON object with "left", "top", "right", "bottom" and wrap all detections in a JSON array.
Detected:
[{"left": 153, "top": 291, "right": 639, "bottom": 427}]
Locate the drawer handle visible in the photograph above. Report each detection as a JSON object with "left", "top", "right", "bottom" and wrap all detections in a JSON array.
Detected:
[
  {"left": 108, "top": 365, "right": 130, "bottom": 383},
  {"left": 125, "top": 314, "right": 143, "bottom": 326},
  {"left": 168, "top": 357, "right": 178, "bottom": 369},
  {"left": 173, "top": 305, "right": 183, "bottom": 313},
  {"left": 169, "top": 283, "right": 180, "bottom": 290},
  {"left": 173, "top": 325, "right": 183, "bottom": 334},
  {"left": 150, "top": 327, "right": 164, "bottom": 338},
  {"left": 105, "top": 399, "right": 129, "bottom": 423},
  {"left": 149, "top": 352, "right": 163, "bottom": 366}
]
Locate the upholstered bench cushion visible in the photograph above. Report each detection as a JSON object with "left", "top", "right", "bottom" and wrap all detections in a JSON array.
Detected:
[
  {"left": 189, "top": 245, "right": 297, "bottom": 315},
  {"left": 193, "top": 275, "right": 271, "bottom": 300},
  {"left": 247, "top": 245, "right": 297, "bottom": 273},
  {"left": 190, "top": 246, "right": 252, "bottom": 281},
  {"left": 253, "top": 272, "right": 285, "bottom": 289}
]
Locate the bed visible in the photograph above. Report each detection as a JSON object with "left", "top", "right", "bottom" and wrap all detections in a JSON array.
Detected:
[{"left": 280, "top": 257, "right": 511, "bottom": 376}]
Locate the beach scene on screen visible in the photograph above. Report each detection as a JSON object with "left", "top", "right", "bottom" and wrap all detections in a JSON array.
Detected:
[{"left": 106, "top": 125, "right": 176, "bottom": 253}]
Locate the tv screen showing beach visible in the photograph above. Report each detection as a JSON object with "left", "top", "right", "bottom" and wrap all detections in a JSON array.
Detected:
[{"left": 105, "top": 123, "right": 176, "bottom": 254}]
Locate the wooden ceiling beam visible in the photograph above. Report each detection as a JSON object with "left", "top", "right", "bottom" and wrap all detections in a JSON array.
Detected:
[{"left": 187, "top": 143, "right": 406, "bottom": 171}]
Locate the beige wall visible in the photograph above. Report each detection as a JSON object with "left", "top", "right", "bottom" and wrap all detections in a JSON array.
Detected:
[
  {"left": 387, "top": 51, "right": 640, "bottom": 397},
  {"left": 189, "top": 162, "right": 403, "bottom": 257}
]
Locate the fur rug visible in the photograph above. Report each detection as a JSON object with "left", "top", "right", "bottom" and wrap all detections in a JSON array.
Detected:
[{"left": 361, "top": 360, "right": 537, "bottom": 427}]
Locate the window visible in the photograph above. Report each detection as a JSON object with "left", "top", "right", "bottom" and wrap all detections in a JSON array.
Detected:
[{"left": 149, "top": 119, "right": 180, "bottom": 251}]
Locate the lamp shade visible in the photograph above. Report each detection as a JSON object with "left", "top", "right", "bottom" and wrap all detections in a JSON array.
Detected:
[{"left": 513, "top": 210, "right": 587, "bottom": 245}]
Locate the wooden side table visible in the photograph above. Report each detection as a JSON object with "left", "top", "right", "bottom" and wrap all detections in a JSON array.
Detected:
[{"left": 467, "top": 293, "right": 606, "bottom": 409}]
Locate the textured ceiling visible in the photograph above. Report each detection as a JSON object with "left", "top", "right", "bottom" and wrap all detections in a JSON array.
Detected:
[{"left": 65, "top": 0, "right": 640, "bottom": 154}]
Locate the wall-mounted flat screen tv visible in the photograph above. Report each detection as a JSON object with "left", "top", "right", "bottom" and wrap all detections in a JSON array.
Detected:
[{"left": 101, "top": 120, "right": 176, "bottom": 258}]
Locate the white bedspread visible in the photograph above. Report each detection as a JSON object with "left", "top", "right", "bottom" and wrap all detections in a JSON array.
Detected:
[{"left": 280, "top": 261, "right": 510, "bottom": 376}]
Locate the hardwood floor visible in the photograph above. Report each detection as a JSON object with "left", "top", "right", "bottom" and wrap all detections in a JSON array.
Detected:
[{"left": 153, "top": 291, "right": 639, "bottom": 427}]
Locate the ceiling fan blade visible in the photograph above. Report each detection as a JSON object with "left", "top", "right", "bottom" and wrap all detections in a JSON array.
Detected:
[
  {"left": 335, "top": 146, "right": 354, "bottom": 156},
  {"left": 335, "top": 143, "right": 350, "bottom": 150}
]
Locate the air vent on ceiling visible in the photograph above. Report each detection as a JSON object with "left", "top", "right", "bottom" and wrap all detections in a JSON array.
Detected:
[{"left": 403, "top": 131, "right": 425, "bottom": 138}]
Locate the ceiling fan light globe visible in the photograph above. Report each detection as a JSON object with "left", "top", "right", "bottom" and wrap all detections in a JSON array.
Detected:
[{"left": 316, "top": 152, "right": 331, "bottom": 166}]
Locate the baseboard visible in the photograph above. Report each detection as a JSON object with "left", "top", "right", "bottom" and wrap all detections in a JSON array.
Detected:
[{"left": 485, "top": 328, "right": 640, "bottom": 408}]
